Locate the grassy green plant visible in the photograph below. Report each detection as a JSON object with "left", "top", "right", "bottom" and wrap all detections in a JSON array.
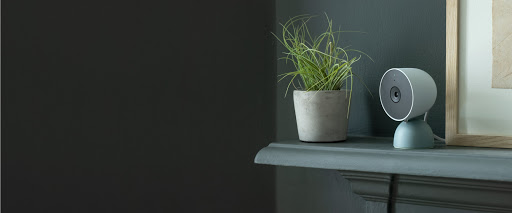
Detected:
[{"left": 273, "top": 14, "right": 372, "bottom": 113}]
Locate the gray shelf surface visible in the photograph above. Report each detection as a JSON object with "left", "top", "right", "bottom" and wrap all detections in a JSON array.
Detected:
[{"left": 255, "top": 136, "right": 512, "bottom": 182}]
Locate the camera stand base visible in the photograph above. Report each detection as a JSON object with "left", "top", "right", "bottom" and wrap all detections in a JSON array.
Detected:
[{"left": 393, "top": 118, "right": 434, "bottom": 149}]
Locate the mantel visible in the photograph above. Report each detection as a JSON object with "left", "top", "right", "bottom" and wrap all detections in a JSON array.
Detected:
[
  {"left": 255, "top": 136, "right": 512, "bottom": 212},
  {"left": 255, "top": 136, "right": 512, "bottom": 182}
]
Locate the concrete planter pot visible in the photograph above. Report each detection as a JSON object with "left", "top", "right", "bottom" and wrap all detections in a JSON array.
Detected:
[{"left": 293, "top": 90, "right": 350, "bottom": 142}]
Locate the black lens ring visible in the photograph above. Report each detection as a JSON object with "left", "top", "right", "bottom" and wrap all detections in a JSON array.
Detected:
[{"left": 390, "top": 86, "right": 401, "bottom": 103}]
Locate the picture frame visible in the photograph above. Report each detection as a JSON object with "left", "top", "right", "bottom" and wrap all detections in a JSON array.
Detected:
[{"left": 446, "top": 0, "right": 512, "bottom": 148}]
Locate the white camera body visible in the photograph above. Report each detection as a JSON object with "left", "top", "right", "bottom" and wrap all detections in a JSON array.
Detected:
[{"left": 379, "top": 68, "right": 437, "bottom": 121}]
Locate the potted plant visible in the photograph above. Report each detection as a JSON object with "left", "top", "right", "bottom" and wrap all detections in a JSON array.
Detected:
[{"left": 274, "top": 14, "right": 371, "bottom": 142}]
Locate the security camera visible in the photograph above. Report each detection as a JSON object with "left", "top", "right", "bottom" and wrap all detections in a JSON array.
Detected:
[{"left": 379, "top": 68, "right": 437, "bottom": 149}]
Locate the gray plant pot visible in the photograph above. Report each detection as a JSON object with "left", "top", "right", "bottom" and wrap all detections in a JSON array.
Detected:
[{"left": 293, "top": 90, "right": 350, "bottom": 142}]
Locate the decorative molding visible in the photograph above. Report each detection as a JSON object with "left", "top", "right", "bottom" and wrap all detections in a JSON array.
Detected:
[
  {"left": 395, "top": 175, "right": 512, "bottom": 213},
  {"left": 340, "top": 171, "right": 392, "bottom": 203},
  {"left": 340, "top": 171, "right": 512, "bottom": 213}
]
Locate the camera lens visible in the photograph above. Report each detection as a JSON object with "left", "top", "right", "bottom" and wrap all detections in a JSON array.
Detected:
[{"left": 390, "top": 86, "right": 401, "bottom": 103}]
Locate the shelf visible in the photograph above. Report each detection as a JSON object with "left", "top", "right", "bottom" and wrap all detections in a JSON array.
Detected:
[{"left": 255, "top": 136, "right": 512, "bottom": 182}]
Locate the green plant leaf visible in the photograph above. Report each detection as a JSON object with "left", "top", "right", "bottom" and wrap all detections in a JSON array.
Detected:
[{"left": 273, "top": 13, "right": 373, "bottom": 102}]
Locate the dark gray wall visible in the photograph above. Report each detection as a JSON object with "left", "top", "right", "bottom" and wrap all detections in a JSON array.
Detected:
[
  {"left": 2, "top": 1, "right": 276, "bottom": 212},
  {"left": 276, "top": 0, "right": 446, "bottom": 212}
]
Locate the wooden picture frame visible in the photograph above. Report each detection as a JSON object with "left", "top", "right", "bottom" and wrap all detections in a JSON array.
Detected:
[{"left": 446, "top": 0, "right": 512, "bottom": 148}]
